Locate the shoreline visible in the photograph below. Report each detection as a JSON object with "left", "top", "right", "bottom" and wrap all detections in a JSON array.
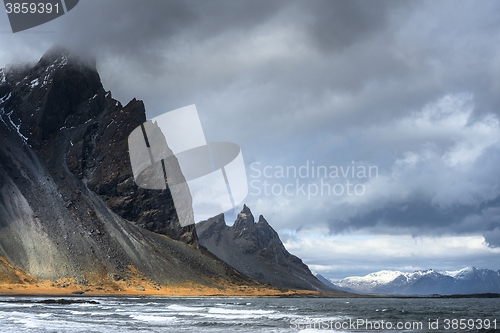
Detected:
[
  {"left": 0, "top": 281, "right": 354, "bottom": 298},
  {"left": 0, "top": 284, "right": 498, "bottom": 299}
]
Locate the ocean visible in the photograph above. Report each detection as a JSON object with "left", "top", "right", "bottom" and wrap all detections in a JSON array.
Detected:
[{"left": 0, "top": 296, "right": 498, "bottom": 332}]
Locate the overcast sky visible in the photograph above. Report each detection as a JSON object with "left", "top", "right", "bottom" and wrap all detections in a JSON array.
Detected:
[{"left": 1, "top": 0, "right": 499, "bottom": 280}]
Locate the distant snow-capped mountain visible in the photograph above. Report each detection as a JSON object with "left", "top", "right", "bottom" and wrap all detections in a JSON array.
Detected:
[{"left": 330, "top": 267, "right": 500, "bottom": 295}]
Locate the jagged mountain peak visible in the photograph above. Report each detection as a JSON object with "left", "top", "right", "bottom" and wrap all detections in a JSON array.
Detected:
[
  {"left": 196, "top": 207, "right": 338, "bottom": 292},
  {"left": 258, "top": 215, "right": 268, "bottom": 225},
  {"left": 35, "top": 46, "right": 97, "bottom": 72},
  {"left": 234, "top": 204, "right": 255, "bottom": 231},
  {"left": 197, "top": 206, "right": 276, "bottom": 243},
  {"left": 241, "top": 203, "right": 251, "bottom": 213}
]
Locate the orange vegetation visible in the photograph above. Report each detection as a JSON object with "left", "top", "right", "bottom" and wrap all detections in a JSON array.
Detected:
[{"left": 0, "top": 257, "right": 348, "bottom": 297}]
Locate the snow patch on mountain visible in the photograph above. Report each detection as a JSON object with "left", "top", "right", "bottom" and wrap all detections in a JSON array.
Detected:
[
  {"left": 29, "top": 78, "right": 40, "bottom": 89},
  {"left": 0, "top": 68, "right": 6, "bottom": 84},
  {"left": 0, "top": 92, "right": 11, "bottom": 104},
  {"left": 344, "top": 270, "right": 405, "bottom": 284},
  {"left": 6, "top": 110, "right": 28, "bottom": 142},
  {"left": 441, "top": 266, "right": 475, "bottom": 279}
]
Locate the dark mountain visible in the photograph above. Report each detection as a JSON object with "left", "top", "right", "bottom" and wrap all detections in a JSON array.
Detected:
[
  {"left": 0, "top": 48, "right": 255, "bottom": 289},
  {"left": 196, "top": 205, "right": 337, "bottom": 292},
  {"left": 4, "top": 48, "right": 195, "bottom": 244},
  {"left": 332, "top": 267, "right": 500, "bottom": 295}
]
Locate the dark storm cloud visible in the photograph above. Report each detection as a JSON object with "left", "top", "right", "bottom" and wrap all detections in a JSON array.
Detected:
[
  {"left": 54, "top": 0, "right": 284, "bottom": 55},
  {"left": 1, "top": 0, "right": 500, "bottom": 258},
  {"left": 325, "top": 141, "right": 500, "bottom": 235},
  {"left": 332, "top": 198, "right": 500, "bottom": 238},
  {"left": 0, "top": 0, "right": 287, "bottom": 73},
  {"left": 484, "top": 228, "right": 500, "bottom": 248},
  {"left": 48, "top": 0, "right": 401, "bottom": 57},
  {"left": 302, "top": 0, "right": 399, "bottom": 52},
  {"left": 61, "top": 0, "right": 196, "bottom": 51}
]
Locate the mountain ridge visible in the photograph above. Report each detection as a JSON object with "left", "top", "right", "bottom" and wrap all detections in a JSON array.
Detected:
[
  {"left": 196, "top": 205, "right": 338, "bottom": 292},
  {"left": 330, "top": 267, "right": 500, "bottom": 295}
]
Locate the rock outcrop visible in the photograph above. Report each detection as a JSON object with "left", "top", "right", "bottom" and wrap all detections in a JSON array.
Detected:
[{"left": 196, "top": 205, "right": 336, "bottom": 292}]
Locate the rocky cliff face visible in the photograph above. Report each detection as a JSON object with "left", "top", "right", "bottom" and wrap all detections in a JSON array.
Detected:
[
  {"left": 196, "top": 205, "right": 336, "bottom": 292},
  {"left": 0, "top": 48, "right": 249, "bottom": 288},
  {"left": 2, "top": 47, "right": 195, "bottom": 244}
]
